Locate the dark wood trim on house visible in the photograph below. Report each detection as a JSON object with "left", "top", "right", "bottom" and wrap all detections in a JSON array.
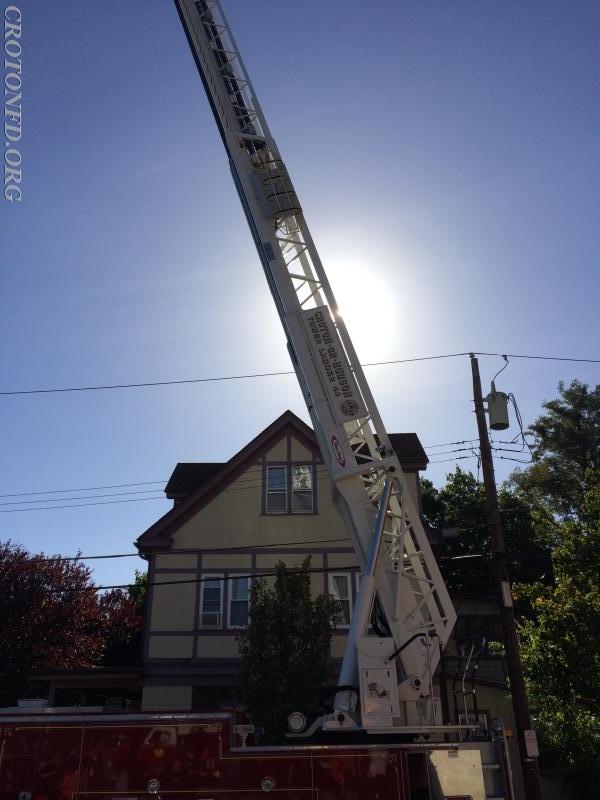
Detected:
[{"left": 137, "top": 412, "right": 322, "bottom": 552}]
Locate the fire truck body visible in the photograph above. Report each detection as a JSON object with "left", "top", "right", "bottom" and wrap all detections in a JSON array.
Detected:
[{"left": 0, "top": 711, "right": 513, "bottom": 800}]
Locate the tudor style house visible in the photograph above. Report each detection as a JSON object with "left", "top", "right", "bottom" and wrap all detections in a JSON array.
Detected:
[
  {"left": 135, "top": 412, "right": 518, "bottom": 754},
  {"left": 136, "top": 410, "right": 433, "bottom": 713}
]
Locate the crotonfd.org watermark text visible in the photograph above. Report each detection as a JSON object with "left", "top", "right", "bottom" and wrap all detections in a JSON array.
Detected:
[{"left": 4, "top": 5, "right": 22, "bottom": 202}]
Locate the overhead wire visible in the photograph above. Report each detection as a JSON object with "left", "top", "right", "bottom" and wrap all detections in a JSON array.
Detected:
[
  {"left": 48, "top": 565, "right": 363, "bottom": 595},
  {"left": 0, "top": 496, "right": 168, "bottom": 513},
  {"left": 0, "top": 439, "right": 539, "bottom": 510},
  {"left": 0, "top": 442, "right": 497, "bottom": 508},
  {"left": 0, "top": 451, "right": 500, "bottom": 510},
  {"left": 491, "top": 355, "right": 509, "bottom": 385},
  {"left": 0, "top": 470, "right": 342, "bottom": 512},
  {"left": 0, "top": 442, "right": 475, "bottom": 498},
  {"left": 0, "top": 480, "right": 167, "bottom": 499},
  {"left": 428, "top": 455, "right": 479, "bottom": 465},
  {"left": 1, "top": 350, "right": 598, "bottom": 397},
  {"left": 32, "top": 503, "right": 543, "bottom": 565},
  {"left": 425, "top": 438, "right": 480, "bottom": 449},
  {"left": 0, "top": 436, "right": 513, "bottom": 501},
  {"left": 0, "top": 489, "right": 170, "bottom": 507},
  {"left": 0, "top": 352, "right": 471, "bottom": 396},
  {"left": 36, "top": 535, "right": 355, "bottom": 563}
]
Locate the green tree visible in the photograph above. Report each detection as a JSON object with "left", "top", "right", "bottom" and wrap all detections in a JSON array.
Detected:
[
  {"left": 511, "top": 379, "right": 600, "bottom": 520},
  {"left": 505, "top": 380, "right": 600, "bottom": 797},
  {"left": 421, "top": 468, "right": 549, "bottom": 595},
  {"left": 237, "top": 558, "right": 339, "bottom": 743},
  {"left": 517, "top": 480, "right": 600, "bottom": 798}
]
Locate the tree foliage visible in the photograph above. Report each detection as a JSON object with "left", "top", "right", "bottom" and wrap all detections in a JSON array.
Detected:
[
  {"left": 508, "top": 380, "right": 600, "bottom": 797},
  {"left": 237, "top": 558, "right": 339, "bottom": 743},
  {"left": 100, "top": 571, "right": 147, "bottom": 667},
  {"left": 421, "top": 468, "right": 549, "bottom": 595},
  {"left": 511, "top": 379, "right": 600, "bottom": 519},
  {"left": 0, "top": 543, "right": 146, "bottom": 706},
  {"left": 517, "top": 481, "right": 600, "bottom": 797}
]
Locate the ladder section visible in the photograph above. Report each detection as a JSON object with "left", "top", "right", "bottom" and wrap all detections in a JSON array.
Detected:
[{"left": 174, "top": 0, "right": 457, "bottom": 722}]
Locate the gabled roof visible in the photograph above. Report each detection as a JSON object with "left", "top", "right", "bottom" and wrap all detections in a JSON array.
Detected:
[
  {"left": 388, "top": 433, "right": 428, "bottom": 470},
  {"left": 137, "top": 411, "right": 318, "bottom": 552},
  {"left": 136, "top": 410, "right": 428, "bottom": 553},
  {"left": 165, "top": 463, "right": 223, "bottom": 500}
]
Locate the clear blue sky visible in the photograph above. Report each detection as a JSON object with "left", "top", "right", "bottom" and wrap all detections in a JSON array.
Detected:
[{"left": 1, "top": 0, "right": 598, "bottom": 587}]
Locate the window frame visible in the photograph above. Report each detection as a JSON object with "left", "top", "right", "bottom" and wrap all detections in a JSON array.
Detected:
[
  {"left": 291, "top": 464, "right": 314, "bottom": 514},
  {"left": 328, "top": 572, "right": 353, "bottom": 629},
  {"left": 264, "top": 461, "right": 315, "bottom": 515},
  {"left": 265, "top": 465, "right": 288, "bottom": 514},
  {"left": 199, "top": 574, "right": 224, "bottom": 629},
  {"left": 227, "top": 575, "right": 251, "bottom": 629}
]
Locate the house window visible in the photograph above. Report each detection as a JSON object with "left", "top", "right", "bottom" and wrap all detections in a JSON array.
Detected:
[
  {"left": 228, "top": 576, "right": 251, "bottom": 627},
  {"left": 199, "top": 576, "right": 223, "bottom": 627},
  {"left": 329, "top": 573, "right": 352, "bottom": 627},
  {"left": 292, "top": 465, "right": 313, "bottom": 512},
  {"left": 265, "top": 463, "right": 314, "bottom": 514},
  {"left": 266, "top": 466, "right": 287, "bottom": 512}
]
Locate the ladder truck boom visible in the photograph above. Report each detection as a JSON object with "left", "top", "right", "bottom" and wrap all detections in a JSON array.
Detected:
[{"left": 174, "top": 0, "right": 456, "bottom": 732}]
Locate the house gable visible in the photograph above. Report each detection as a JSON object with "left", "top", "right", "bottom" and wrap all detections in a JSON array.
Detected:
[{"left": 136, "top": 411, "right": 324, "bottom": 554}]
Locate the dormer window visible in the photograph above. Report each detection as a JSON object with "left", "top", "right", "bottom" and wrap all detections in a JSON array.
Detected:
[{"left": 265, "top": 463, "right": 314, "bottom": 514}]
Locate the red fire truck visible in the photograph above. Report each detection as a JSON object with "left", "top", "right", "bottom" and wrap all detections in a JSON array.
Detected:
[{"left": 0, "top": 709, "right": 513, "bottom": 799}]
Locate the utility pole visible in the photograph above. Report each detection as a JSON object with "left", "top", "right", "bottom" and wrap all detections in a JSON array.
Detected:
[{"left": 470, "top": 354, "right": 543, "bottom": 800}]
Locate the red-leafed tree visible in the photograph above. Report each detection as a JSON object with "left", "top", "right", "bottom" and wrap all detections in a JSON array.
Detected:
[
  {"left": 0, "top": 542, "right": 146, "bottom": 706},
  {"left": 99, "top": 572, "right": 147, "bottom": 667}
]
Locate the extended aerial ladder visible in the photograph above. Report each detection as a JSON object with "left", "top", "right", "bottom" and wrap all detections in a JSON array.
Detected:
[{"left": 174, "top": 0, "right": 457, "bottom": 735}]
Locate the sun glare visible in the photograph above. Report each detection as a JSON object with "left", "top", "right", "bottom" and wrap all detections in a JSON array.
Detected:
[{"left": 323, "top": 250, "right": 401, "bottom": 363}]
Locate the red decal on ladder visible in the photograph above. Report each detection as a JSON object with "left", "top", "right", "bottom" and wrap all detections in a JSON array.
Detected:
[{"left": 331, "top": 435, "right": 346, "bottom": 468}]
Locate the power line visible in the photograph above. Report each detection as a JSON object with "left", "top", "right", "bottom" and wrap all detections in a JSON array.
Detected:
[
  {"left": 424, "top": 446, "right": 479, "bottom": 457},
  {"left": 503, "top": 353, "right": 600, "bottom": 364},
  {"left": 0, "top": 353, "right": 469, "bottom": 396},
  {"left": 0, "top": 462, "right": 466, "bottom": 512},
  {"left": 0, "top": 471, "right": 338, "bottom": 512},
  {"left": 1, "top": 350, "right": 597, "bottom": 397},
  {"left": 0, "top": 442, "right": 536, "bottom": 511},
  {"left": 0, "top": 444, "right": 482, "bottom": 499},
  {"left": 0, "top": 464, "right": 323, "bottom": 500},
  {"left": 52, "top": 565, "right": 361, "bottom": 595},
  {"left": 0, "top": 442, "right": 526, "bottom": 500},
  {"left": 0, "top": 496, "right": 167, "bottom": 513},
  {"left": 0, "top": 467, "right": 331, "bottom": 510},
  {"left": 36, "top": 535, "right": 354, "bottom": 563},
  {"left": 0, "top": 480, "right": 167, "bottom": 499},
  {"left": 425, "top": 438, "right": 479, "bottom": 449},
  {"left": 0, "top": 489, "right": 169, "bottom": 507},
  {"left": 28, "top": 503, "right": 548, "bottom": 564},
  {"left": 428, "top": 455, "right": 479, "bottom": 465}
]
